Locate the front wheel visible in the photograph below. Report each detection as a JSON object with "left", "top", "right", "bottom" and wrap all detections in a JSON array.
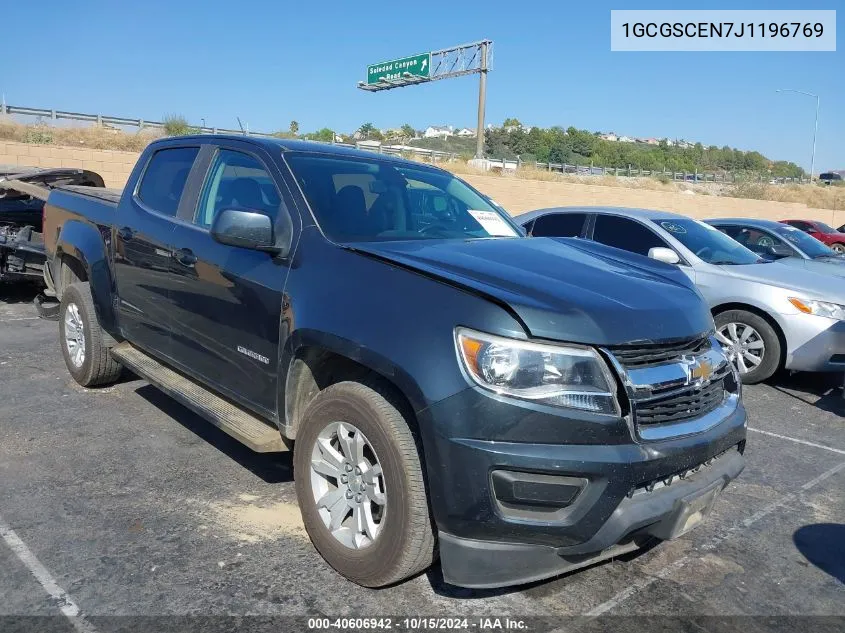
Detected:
[
  {"left": 714, "top": 310, "right": 781, "bottom": 384},
  {"left": 59, "top": 282, "right": 122, "bottom": 387},
  {"left": 831, "top": 242, "right": 845, "bottom": 254},
  {"left": 293, "top": 382, "right": 435, "bottom": 587}
]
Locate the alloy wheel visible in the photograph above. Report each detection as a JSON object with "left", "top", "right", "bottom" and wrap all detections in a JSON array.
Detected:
[
  {"left": 309, "top": 421, "right": 387, "bottom": 549},
  {"left": 716, "top": 322, "right": 765, "bottom": 374},
  {"left": 64, "top": 302, "right": 86, "bottom": 368}
]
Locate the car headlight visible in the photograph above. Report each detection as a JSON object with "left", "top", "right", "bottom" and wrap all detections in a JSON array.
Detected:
[
  {"left": 455, "top": 328, "right": 620, "bottom": 415},
  {"left": 789, "top": 297, "right": 845, "bottom": 320}
]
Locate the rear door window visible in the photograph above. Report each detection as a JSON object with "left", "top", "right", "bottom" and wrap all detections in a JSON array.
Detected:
[
  {"left": 592, "top": 214, "right": 668, "bottom": 256},
  {"left": 136, "top": 147, "right": 199, "bottom": 217},
  {"left": 531, "top": 213, "right": 587, "bottom": 237}
]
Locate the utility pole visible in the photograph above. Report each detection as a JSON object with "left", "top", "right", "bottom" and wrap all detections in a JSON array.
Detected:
[
  {"left": 776, "top": 89, "right": 820, "bottom": 183},
  {"left": 475, "top": 40, "right": 488, "bottom": 159}
]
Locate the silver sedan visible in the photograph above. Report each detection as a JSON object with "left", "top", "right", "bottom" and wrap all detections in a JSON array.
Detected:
[{"left": 517, "top": 206, "right": 845, "bottom": 384}]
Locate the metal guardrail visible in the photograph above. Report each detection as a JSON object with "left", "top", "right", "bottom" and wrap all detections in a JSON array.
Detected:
[{"left": 0, "top": 103, "right": 807, "bottom": 182}]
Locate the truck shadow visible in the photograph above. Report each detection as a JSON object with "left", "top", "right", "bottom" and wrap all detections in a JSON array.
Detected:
[
  {"left": 793, "top": 523, "right": 845, "bottom": 583},
  {"left": 134, "top": 383, "right": 293, "bottom": 484},
  {"left": 768, "top": 371, "right": 844, "bottom": 416},
  {"left": 0, "top": 283, "right": 42, "bottom": 305}
]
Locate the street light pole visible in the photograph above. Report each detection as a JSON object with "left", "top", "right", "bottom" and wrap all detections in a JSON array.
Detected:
[
  {"left": 475, "top": 40, "right": 488, "bottom": 159},
  {"left": 776, "top": 88, "right": 820, "bottom": 183}
]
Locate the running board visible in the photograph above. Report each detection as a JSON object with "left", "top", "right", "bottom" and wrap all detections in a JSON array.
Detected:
[{"left": 111, "top": 343, "right": 287, "bottom": 452}]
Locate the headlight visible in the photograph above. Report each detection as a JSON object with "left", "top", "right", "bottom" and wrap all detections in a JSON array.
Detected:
[
  {"left": 455, "top": 328, "right": 620, "bottom": 415},
  {"left": 788, "top": 297, "right": 845, "bottom": 320}
]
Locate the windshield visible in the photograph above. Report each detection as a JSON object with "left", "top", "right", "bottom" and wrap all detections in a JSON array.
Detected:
[
  {"left": 653, "top": 218, "right": 762, "bottom": 265},
  {"left": 816, "top": 221, "right": 837, "bottom": 234},
  {"left": 285, "top": 153, "right": 522, "bottom": 242},
  {"left": 772, "top": 224, "right": 836, "bottom": 258}
]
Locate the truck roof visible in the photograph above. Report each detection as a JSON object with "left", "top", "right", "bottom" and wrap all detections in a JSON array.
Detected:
[{"left": 151, "top": 135, "right": 439, "bottom": 171}]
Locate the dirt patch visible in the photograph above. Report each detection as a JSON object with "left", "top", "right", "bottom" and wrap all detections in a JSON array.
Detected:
[
  {"left": 666, "top": 554, "right": 745, "bottom": 588},
  {"left": 207, "top": 496, "right": 307, "bottom": 543}
]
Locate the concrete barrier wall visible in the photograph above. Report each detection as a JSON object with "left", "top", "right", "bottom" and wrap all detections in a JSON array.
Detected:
[
  {"left": 1, "top": 140, "right": 839, "bottom": 225},
  {"left": 0, "top": 141, "right": 136, "bottom": 189}
]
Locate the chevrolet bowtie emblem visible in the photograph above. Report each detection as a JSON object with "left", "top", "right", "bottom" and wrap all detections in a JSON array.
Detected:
[{"left": 684, "top": 356, "right": 714, "bottom": 385}]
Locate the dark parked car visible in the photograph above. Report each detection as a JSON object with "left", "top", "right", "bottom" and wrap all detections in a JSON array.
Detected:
[
  {"left": 29, "top": 136, "right": 746, "bottom": 589},
  {"left": 780, "top": 219, "right": 845, "bottom": 253},
  {"left": 819, "top": 171, "right": 842, "bottom": 185}
]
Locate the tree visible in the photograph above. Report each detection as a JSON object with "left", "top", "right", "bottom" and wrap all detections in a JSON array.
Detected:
[
  {"left": 289, "top": 120, "right": 299, "bottom": 135},
  {"left": 303, "top": 128, "right": 334, "bottom": 143},
  {"left": 358, "top": 122, "right": 376, "bottom": 139},
  {"left": 502, "top": 117, "right": 522, "bottom": 128},
  {"left": 162, "top": 114, "right": 193, "bottom": 136},
  {"left": 400, "top": 123, "right": 416, "bottom": 140}
]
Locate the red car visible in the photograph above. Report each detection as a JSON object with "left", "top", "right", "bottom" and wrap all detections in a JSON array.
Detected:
[{"left": 780, "top": 219, "right": 845, "bottom": 253}]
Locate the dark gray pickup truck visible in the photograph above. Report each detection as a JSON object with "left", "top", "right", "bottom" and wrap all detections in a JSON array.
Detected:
[{"left": 32, "top": 135, "right": 746, "bottom": 589}]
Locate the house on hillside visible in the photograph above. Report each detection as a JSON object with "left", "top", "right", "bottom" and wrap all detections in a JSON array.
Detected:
[
  {"left": 618, "top": 135, "right": 636, "bottom": 143},
  {"left": 643, "top": 138, "right": 659, "bottom": 146},
  {"left": 424, "top": 125, "right": 453, "bottom": 139},
  {"left": 456, "top": 128, "right": 476, "bottom": 137},
  {"left": 600, "top": 133, "right": 618, "bottom": 142}
]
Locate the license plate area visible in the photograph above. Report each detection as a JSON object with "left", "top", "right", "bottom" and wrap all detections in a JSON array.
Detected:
[{"left": 648, "top": 480, "right": 724, "bottom": 540}]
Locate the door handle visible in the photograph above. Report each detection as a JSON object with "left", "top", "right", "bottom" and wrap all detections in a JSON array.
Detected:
[
  {"left": 117, "top": 227, "right": 135, "bottom": 241},
  {"left": 173, "top": 248, "right": 197, "bottom": 267}
]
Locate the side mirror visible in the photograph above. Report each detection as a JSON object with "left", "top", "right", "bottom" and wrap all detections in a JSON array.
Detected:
[
  {"left": 210, "top": 208, "right": 279, "bottom": 254},
  {"left": 648, "top": 246, "right": 681, "bottom": 265}
]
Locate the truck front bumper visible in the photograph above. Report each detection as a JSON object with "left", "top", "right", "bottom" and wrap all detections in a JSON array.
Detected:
[
  {"left": 420, "top": 390, "right": 747, "bottom": 588},
  {"left": 438, "top": 447, "right": 743, "bottom": 588}
]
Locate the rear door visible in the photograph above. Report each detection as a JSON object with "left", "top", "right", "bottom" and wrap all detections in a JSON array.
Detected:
[
  {"left": 167, "top": 142, "right": 298, "bottom": 416},
  {"left": 113, "top": 145, "right": 200, "bottom": 357}
]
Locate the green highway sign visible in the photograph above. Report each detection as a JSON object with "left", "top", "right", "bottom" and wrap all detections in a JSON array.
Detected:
[{"left": 367, "top": 52, "right": 431, "bottom": 85}]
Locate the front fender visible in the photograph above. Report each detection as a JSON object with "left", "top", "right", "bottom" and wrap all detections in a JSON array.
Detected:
[{"left": 56, "top": 220, "right": 117, "bottom": 334}]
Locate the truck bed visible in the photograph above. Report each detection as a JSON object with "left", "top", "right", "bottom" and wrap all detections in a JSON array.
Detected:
[{"left": 61, "top": 185, "right": 123, "bottom": 204}]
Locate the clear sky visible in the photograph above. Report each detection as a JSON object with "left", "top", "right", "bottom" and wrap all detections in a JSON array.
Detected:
[{"left": 2, "top": 0, "right": 842, "bottom": 170}]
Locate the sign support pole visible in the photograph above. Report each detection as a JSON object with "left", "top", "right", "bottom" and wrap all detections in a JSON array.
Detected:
[{"left": 475, "top": 40, "right": 488, "bottom": 159}]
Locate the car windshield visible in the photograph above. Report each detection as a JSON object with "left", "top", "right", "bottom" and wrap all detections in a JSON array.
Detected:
[
  {"left": 771, "top": 224, "right": 836, "bottom": 258},
  {"left": 816, "top": 221, "right": 837, "bottom": 234},
  {"left": 285, "top": 152, "right": 522, "bottom": 242},
  {"left": 652, "top": 218, "right": 762, "bottom": 265}
]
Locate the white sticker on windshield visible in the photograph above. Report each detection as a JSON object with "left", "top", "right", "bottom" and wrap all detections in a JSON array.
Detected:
[
  {"left": 660, "top": 221, "right": 686, "bottom": 234},
  {"left": 468, "top": 210, "right": 518, "bottom": 237}
]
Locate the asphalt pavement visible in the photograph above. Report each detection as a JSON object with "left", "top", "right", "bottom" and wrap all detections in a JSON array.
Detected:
[{"left": 1, "top": 286, "right": 843, "bottom": 632}]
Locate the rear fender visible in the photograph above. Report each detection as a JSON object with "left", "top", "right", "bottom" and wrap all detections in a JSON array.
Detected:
[{"left": 55, "top": 219, "right": 117, "bottom": 334}]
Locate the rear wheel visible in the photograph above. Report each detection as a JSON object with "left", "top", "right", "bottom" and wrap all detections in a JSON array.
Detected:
[
  {"left": 715, "top": 309, "right": 780, "bottom": 384},
  {"left": 59, "top": 282, "right": 122, "bottom": 387},
  {"left": 831, "top": 242, "right": 845, "bottom": 254},
  {"left": 293, "top": 381, "right": 435, "bottom": 587}
]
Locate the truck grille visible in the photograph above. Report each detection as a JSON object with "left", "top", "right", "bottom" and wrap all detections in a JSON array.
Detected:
[
  {"left": 634, "top": 378, "right": 727, "bottom": 426},
  {"left": 609, "top": 336, "right": 711, "bottom": 368}
]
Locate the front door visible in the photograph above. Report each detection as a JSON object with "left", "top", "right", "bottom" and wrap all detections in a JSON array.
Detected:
[
  {"left": 167, "top": 145, "right": 296, "bottom": 416},
  {"left": 113, "top": 146, "right": 200, "bottom": 358}
]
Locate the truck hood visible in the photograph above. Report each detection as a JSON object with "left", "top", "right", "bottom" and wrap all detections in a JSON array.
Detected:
[
  {"left": 350, "top": 237, "right": 713, "bottom": 345},
  {"left": 713, "top": 261, "right": 845, "bottom": 302}
]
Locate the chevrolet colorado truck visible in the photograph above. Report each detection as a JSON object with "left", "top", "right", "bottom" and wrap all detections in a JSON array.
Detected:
[{"left": 37, "top": 135, "right": 746, "bottom": 588}]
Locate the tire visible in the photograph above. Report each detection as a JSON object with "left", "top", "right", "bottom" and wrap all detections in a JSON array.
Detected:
[
  {"left": 714, "top": 309, "right": 781, "bottom": 384},
  {"left": 831, "top": 242, "right": 845, "bottom": 254},
  {"left": 59, "top": 282, "right": 122, "bottom": 387},
  {"left": 293, "top": 381, "right": 435, "bottom": 587}
]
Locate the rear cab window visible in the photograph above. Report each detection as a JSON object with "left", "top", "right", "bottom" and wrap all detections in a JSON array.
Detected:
[{"left": 136, "top": 147, "right": 199, "bottom": 216}]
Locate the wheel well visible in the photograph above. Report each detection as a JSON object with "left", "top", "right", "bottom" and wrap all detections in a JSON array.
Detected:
[
  {"left": 712, "top": 302, "right": 787, "bottom": 367},
  {"left": 56, "top": 254, "right": 88, "bottom": 299},
  {"left": 284, "top": 347, "right": 418, "bottom": 441}
]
